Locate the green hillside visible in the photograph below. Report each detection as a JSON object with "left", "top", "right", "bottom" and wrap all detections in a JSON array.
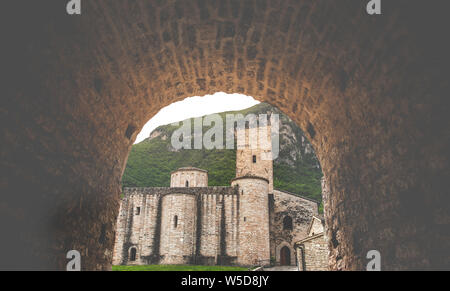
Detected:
[{"left": 122, "top": 103, "right": 323, "bottom": 208}]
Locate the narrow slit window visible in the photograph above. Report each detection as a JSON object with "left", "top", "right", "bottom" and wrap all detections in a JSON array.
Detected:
[
  {"left": 283, "top": 216, "right": 293, "bottom": 231},
  {"left": 174, "top": 215, "right": 178, "bottom": 228},
  {"left": 135, "top": 207, "right": 140, "bottom": 215},
  {"left": 252, "top": 155, "right": 257, "bottom": 163}
]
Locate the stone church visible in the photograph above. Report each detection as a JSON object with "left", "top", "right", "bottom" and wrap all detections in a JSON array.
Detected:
[{"left": 113, "top": 126, "right": 321, "bottom": 267}]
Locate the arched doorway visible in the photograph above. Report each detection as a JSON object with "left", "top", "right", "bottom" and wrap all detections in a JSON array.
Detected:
[
  {"left": 129, "top": 247, "right": 137, "bottom": 262},
  {"left": 280, "top": 246, "right": 291, "bottom": 266}
]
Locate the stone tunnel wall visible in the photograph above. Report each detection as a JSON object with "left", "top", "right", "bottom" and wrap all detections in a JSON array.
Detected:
[{"left": 1, "top": 1, "right": 449, "bottom": 270}]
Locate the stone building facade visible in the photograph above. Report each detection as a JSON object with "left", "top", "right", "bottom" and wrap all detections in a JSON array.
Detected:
[
  {"left": 269, "top": 190, "right": 319, "bottom": 266},
  {"left": 113, "top": 127, "right": 321, "bottom": 267}
]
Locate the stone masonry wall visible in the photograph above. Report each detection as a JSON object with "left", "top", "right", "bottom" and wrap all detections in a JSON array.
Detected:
[
  {"left": 197, "top": 194, "right": 220, "bottom": 261},
  {"left": 222, "top": 193, "right": 240, "bottom": 261},
  {"left": 236, "top": 126, "right": 274, "bottom": 192},
  {"left": 232, "top": 177, "right": 270, "bottom": 266},
  {"left": 298, "top": 235, "right": 329, "bottom": 271},
  {"left": 196, "top": 192, "right": 239, "bottom": 265},
  {"left": 112, "top": 186, "right": 239, "bottom": 265},
  {"left": 112, "top": 190, "right": 161, "bottom": 265},
  {"left": 112, "top": 195, "right": 128, "bottom": 265},
  {"left": 171, "top": 168, "right": 208, "bottom": 187},
  {"left": 160, "top": 193, "right": 197, "bottom": 264}
]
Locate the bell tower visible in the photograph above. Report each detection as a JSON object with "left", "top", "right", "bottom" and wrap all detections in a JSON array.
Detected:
[
  {"left": 235, "top": 124, "right": 274, "bottom": 193},
  {"left": 232, "top": 122, "right": 272, "bottom": 266}
]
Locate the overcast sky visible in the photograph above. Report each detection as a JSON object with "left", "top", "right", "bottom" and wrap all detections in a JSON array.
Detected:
[{"left": 135, "top": 92, "right": 260, "bottom": 144}]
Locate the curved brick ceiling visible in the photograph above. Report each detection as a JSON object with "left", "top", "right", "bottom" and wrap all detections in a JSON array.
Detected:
[{"left": 1, "top": 1, "right": 449, "bottom": 270}]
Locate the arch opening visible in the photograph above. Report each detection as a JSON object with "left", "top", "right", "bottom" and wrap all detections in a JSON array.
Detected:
[{"left": 115, "top": 92, "right": 325, "bottom": 268}]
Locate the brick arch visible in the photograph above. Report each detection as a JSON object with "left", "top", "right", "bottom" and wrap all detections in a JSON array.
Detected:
[{"left": 1, "top": 1, "right": 449, "bottom": 270}]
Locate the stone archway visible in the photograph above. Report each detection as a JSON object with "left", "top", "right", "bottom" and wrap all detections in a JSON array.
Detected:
[
  {"left": 276, "top": 241, "right": 294, "bottom": 266},
  {"left": 1, "top": 1, "right": 449, "bottom": 270}
]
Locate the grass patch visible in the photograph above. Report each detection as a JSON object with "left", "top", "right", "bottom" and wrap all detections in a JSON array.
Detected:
[{"left": 112, "top": 265, "right": 248, "bottom": 271}]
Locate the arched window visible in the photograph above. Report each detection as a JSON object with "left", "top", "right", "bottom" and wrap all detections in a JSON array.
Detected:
[
  {"left": 129, "top": 247, "right": 137, "bottom": 261},
  {"left": 283, "top": 216, "right": 293, "bottom": 231},
  {"left": 185, "top": 180, "right": 189, "bottom": 187},
  {"left": 174, "top": 215, "right": 178, "bottom": 228}
]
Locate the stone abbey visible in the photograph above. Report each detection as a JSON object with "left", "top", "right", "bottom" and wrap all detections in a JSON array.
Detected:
[{"left": 113, "top": 126, "right": 326, "bottom": 268}]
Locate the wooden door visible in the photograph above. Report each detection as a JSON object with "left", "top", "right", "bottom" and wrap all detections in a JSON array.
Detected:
[{"left": 280, "top": 246, "right": 291, "bottom": 266}]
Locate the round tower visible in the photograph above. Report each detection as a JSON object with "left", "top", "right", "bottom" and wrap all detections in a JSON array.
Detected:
[
  {"left": 159, "top": 192, "right": 197, "bottom": 264},
  {"left": 170, "top": 167, "right": 208, "bottom": 187},
  {"left": 231, "top": 176, "right": 270, "bottom": 266}
]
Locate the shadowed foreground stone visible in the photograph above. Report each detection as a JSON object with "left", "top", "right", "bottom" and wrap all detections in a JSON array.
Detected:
[{"left": 1, "top": 0, "right": 449, "bottom": 270}]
